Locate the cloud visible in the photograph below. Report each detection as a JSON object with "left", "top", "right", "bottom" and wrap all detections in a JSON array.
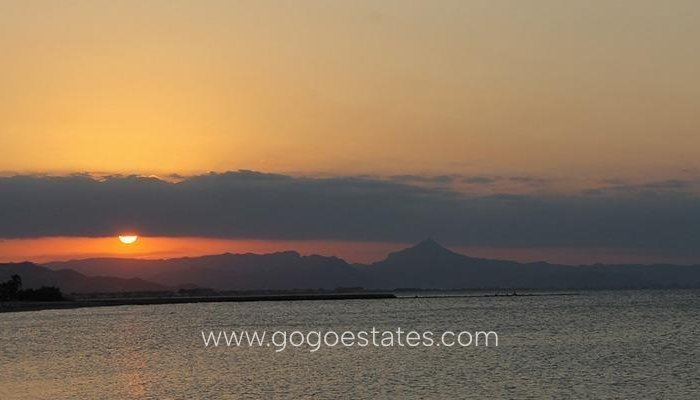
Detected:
[
  {"left": 388, "top": 174, "right": 460, "bottom": 185},
  {"left": 388, "top": 174, "right": 546, "bottom": 188},
  {"left": 462, "top": 176, "right": 497, "bottom": 185},
  {"left": 583, "top": 178, "right": 700, "bottom": 196},
  {"left": 1, "top": 171, "right": 700, "bottom": 255}
]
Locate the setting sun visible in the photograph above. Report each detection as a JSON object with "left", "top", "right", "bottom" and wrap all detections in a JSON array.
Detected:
[{"left": 118, "top": 235, "right": 138, "bottom": 245}]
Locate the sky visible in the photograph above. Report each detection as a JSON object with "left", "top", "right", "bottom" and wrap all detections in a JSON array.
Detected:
[{"left": 1, "top": 1, "right": 699, "bottom": 264}]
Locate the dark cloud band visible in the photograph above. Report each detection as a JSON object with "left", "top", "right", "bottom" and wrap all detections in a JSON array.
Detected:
[{"left": 1, "top": 171, "right": 699, "bottom": 254}]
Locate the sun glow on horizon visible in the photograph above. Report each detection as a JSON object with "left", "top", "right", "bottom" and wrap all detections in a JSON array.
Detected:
[{"left": 118, "top": 235, "right": 139, "bottom": 245}]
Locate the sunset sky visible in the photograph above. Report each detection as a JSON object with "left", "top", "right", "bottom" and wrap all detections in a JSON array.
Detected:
[{"left": 1, "top": 1, "right": 700, "bottom": 264}]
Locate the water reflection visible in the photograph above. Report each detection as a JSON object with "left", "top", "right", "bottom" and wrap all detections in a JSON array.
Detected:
[{"left": 1, "top": 290, "right": 699, "bottom": 399}]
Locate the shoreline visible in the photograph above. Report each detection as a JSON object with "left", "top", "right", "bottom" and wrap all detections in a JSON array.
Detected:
[
  {"left": 0, "top": 293, "right": 397, "bottom": 314},
  {"left": 0, "top": 291, "right": 589, "bottom": 314},
  {"left": 402, "top": 292, "right": 580, "bottom": 299}
]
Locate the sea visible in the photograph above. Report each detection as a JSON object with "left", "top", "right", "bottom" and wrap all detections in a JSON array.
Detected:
[{"left": 1, "top": 290, "right": 699, "bottom": 399}]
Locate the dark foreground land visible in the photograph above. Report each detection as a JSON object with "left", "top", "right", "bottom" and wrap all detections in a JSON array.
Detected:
[
  {"left": 0, "top": 292, "right": 397, "bottom": 313},
  {"left": 0, "top": 290, "right": 588, "bottom": 313}
]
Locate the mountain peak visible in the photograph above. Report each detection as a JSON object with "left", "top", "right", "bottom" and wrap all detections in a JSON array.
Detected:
[
  {"left": 384, "top": 238, "right": 460, "bottom": 262},
  {"left": 413, "top": 238, "right": 443, "bottom": 250}
]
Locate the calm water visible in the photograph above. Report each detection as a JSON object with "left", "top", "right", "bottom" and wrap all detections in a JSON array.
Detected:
[{"left": 1, "top": 290, "right": 699, "bottom": 399}]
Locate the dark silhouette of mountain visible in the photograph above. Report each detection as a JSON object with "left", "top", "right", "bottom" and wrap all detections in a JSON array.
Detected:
[
  {"left": 362, "top": 238, "right": 526, "bottom": 289},
  {"left": 364, "top": 239, "right": 700, "bottom": 289},
  {"left": 0, "top": 262, "right": 167, "bottom": 294},
  {"left": 43, "top": 240, "right": 700, "bottom": 291},
  {"left": 46, "top": 252, "right": 367, "bottom": 290}
]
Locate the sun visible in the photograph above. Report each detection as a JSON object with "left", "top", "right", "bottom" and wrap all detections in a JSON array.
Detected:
[{"left": 118, "top": 235, "right": 139, "bottom": 245}]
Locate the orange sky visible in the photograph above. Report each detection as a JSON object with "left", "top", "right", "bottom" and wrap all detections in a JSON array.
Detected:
[
  {"left": 1, "top": 236, "right": 696, "bottom": 266},
  {"left": 1, "top": 1, "right": 699, "bottom": 264},
  {"left": 0, "top": 237, "right": 404, "bottom": 264},
  {"left": 1, "top": 1, "right": 699, "bottom": 180}
]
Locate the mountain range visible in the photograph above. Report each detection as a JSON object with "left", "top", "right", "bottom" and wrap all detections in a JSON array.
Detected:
[
  {"left": 3, "top": 239, "right": 700, "bottom": 293},
  {"left": 0, "top": 262, "right": 167, "bottom": 294}
]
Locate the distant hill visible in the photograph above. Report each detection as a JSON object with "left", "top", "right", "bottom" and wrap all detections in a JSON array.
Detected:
[
  {"left": 43, "top": 240, "right": 700, "bottom": 291},
  {"left": 0, "top": 262, "right": 167, "bottom": 294},
  {"left": 46, "top": 252, "right": 367, "bottom": 290},
  {"left": 363, "top": 239, "right": 700, "bottom": 289}
]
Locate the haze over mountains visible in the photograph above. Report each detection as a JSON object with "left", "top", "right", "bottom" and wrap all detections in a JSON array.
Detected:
[
  {"left": 3, "top": 240, "right": 700, "bottom": 293},
  {"left": 0, "top": 262, "right": 166, "bottom": 294}
]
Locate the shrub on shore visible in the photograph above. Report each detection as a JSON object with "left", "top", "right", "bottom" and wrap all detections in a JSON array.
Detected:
[{"left": 0, "top": 275, "right": 65, "bottom": 301}]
